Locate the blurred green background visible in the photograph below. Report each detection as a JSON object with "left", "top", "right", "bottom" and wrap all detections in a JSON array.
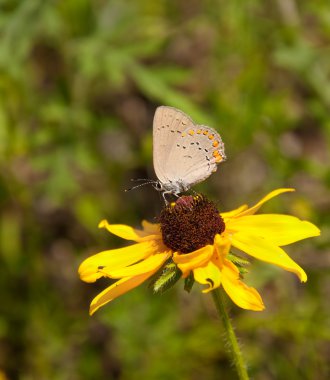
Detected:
[{"left": 0, "top": 1, "right": 329, "bottom": 379}]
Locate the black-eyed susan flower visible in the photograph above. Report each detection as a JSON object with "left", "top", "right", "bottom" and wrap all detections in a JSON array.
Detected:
[{"left": 79, "top": 188, "right": 320, "bottom": 314}]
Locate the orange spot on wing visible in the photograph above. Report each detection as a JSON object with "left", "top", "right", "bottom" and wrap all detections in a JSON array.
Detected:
[
  {"left": 213, "top": 150, "right": 223, "bottom": 162},
  {"left": 215, "top": 155, "right": 223, "bottom": 163}
]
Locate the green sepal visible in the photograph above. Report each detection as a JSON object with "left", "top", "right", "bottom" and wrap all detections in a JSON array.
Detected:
[
  {"left": 184, "top": 272, "right": 195, "bottom": 293},
  {"left": 238, "top": 267, "right": 249, "bottom": 276},
  {"left": 227, "top": 253, "right": 250, "bottom": 267},
  {"left": 227, "top": 252, "right": 250, "bottom": 278},
  {"left": 149, "top": 260, "right": 182, "bottom": 294}
]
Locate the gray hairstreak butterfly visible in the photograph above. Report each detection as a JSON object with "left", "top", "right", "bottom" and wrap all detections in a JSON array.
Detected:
[{"left": 153, "top": 106, "right": 226, "bottom": 200}]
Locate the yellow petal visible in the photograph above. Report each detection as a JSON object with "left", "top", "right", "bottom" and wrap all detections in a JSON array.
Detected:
[
  {"left": 231, "top": 232, "right": 307, "bottom": 282},
  {"left": 214, "top": 234, "right": 231, "bottom": 263},
  {"left": 78, "top": 241, "right": 159, "bottom": 283},
  {"left": 193, "top": 260, "right": 221, "bottom": 293},
  {"left": 221, "top": 204, "right": 249, "bottom": 221},
  {"left": 227, "top": 214, "right": 320, "bottom": 246},
  {"left": 89, "top": 272, "right": 153, "bottom": 315},
  {"left": 98, "top": 220, "right": 161, "bottom": 242},
  {"left": 173, "top": 245, "right": 214, "bottom": 276},
  {"left": 221, "top": 261, "right": 265, "bottom": 311},
  {"left": 100, "top": 251, "right": 171, "bottom": 278},
  {"left": 141, "top": 220, "right": 160, "bottom": 235},
  {"left": 237, "top": 188, "right": 295, "bottom": 217}
]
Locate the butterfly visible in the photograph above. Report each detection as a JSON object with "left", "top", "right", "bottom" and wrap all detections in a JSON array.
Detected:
[{"left": 152, "top": 106, "right": 226, "bottom": 200}]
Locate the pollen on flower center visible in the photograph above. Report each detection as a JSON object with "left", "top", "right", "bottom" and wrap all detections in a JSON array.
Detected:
[{"left": 159, "top": 195, "right": 225, "bottom": 253}]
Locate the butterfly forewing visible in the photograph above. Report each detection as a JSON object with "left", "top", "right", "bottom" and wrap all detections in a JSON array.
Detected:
[
  {"left": 153, "top": 106, "right": 226, "bottom": 194},
  {"left": 153, "top": 106, "right": 195, "bottom": 183}
]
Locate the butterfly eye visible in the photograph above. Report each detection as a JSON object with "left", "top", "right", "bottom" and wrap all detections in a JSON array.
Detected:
[{"left": 155, "top": 182, "right": 162, "bottom": 190}]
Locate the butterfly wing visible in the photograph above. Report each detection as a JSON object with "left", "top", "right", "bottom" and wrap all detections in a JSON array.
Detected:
[
  {"left": 153, "top": 106, "right": 195, "bottom": 184},
  {"left": 164, "top": 125, "right": 226, "bottom": 189}
]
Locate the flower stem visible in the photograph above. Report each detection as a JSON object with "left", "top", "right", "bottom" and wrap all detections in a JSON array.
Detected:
[{"left": 211, "top": 288, "right": 249, "bottom": 380}]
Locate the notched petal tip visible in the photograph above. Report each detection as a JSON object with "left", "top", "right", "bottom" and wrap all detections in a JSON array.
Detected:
[
  {"left": 79, "top": 267, "right": 101, "bottom": 283},
  {"left": 78, "top": 259, "right": 104, "bottom": 283},
  {"left": 298, "top": 269, "right": 308, "bottom": 283},
  {"left": 98, "top": 219, "right": 108, "bottom": 229}
]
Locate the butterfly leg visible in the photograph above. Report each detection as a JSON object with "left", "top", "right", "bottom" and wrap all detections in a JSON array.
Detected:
[
  {"left": 161, "top": 191, "right": 180, "bottom": 204},
  {"left": 162, "top": 191, "right": 170, "bottom": 204}
]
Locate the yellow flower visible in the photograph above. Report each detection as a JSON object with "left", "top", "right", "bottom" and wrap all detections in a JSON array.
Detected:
[
  {"left": 173, "top": 188, "right": 320, "bottom": 311},
  {"left": 79, "top": 188, "right": 320, "bottom": 314}
]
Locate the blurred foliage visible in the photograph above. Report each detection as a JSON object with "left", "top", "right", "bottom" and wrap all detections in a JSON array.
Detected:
[{"left": 0, "top": 0, "right": 329, "bottom": 379}]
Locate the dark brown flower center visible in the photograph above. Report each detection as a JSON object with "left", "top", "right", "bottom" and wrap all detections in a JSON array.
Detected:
[{"left": 159, "top": 195, "right": 225, "bottom": 253}]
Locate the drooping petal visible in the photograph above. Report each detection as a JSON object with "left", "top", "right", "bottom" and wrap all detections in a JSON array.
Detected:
[
  {"left": 173, "top": 245, "right": 214, "bottom": 276},
  {"left": 236, "top": 188, "right": 295, "bottom": 217},
  {"left": 193, "top": 260, "right": 221, "bottom": 293},
  {"left": 100, "top": 251, "right": 171, "bottom": 278},
  {"left": 89, "top": 272, "right": 153, "bottom": 315},
  {"left": 231, "top": 232, "right": 307, "bottom": 282},
  {"left": 78, "top": 241, "right": 160, "bottom": 283},
  {"left": 227, "top": 214, "right": 320, "bottom": 246},
  {"left": 221, "top": 261, "right": 265, "bottom": 311},
  {"left": 98, "top": 220, "right": 161, "bottom": 242}
]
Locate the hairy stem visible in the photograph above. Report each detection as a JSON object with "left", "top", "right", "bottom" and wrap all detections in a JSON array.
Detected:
[{"left": 212, "top": 288, "right": 249, "bottom": 380}]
